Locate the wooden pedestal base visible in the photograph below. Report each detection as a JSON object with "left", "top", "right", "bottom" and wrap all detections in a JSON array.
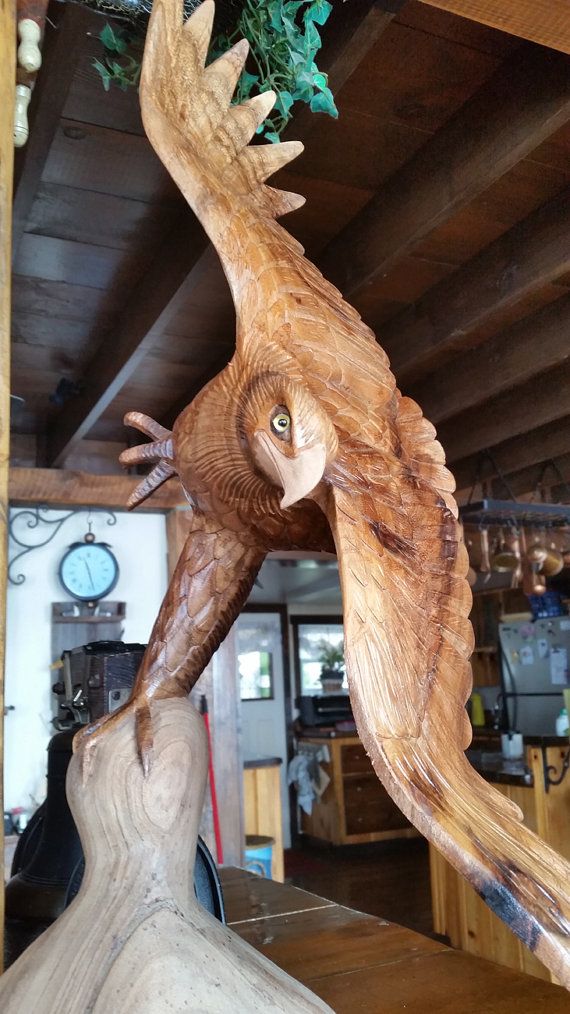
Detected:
[{"left": 0, "top": 699, "right": 330, "bottom": 1012}]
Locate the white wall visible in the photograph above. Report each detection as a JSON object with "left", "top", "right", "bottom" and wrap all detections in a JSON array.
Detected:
[{"left": 4, "top": 507, "right": 168, "bottom": 813}]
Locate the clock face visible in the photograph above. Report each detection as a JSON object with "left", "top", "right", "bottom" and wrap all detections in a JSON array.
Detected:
[{"left": 59, "top": 543, "right": 119, "bottom": 602}]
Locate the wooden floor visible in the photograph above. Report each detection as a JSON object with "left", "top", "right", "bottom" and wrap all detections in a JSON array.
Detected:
[{"left": 285, "top": 837, "right": 434, "bottom": 938}]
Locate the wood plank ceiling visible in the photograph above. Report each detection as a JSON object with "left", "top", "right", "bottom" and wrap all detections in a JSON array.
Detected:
[{"left": 9, "top": 0, "right": 570, "bottom": 505}]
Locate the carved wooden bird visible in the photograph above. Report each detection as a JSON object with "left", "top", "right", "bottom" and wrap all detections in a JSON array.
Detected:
[{"left": 76, "top": 0, "right": 570, "bottom": 987}]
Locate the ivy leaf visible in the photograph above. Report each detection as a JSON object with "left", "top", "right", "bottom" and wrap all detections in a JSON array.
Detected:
[
  {"left": 310, "top": 89, "right": 338, "bottom": 117},
  {"left": 313, "top": 71, "right": 328, "bottom": 91},
  {"left": 275, "top": 89, "right": 294, "bottom": 116},
  {"left": 304, "top": 19, "right": 321, "bottom": 52},
  {"left": 100, "top": 22, "right": 127, "bottom": 55},
  {"left": 264, "top": 130, "right": 281, "bottom": 144},
  {"left": 92, "top": 58, "right": 111, "bottom": 91},
  {"left": 306, "top": 1, "right": 333, "bottom": 26}
]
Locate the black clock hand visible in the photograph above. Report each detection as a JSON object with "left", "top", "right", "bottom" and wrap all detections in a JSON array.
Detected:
[{"left": 83, "top": 559, "right": 95, "bottom": 591}]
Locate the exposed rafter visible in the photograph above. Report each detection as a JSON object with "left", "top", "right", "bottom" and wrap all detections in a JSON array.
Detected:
[
  {"left": 411, "top": 292, "right": 570, "bottom": 425},
  {"left": 417, "top": 0, "right": 570, "bottom": 54},
  {"left": 440, "top": 364, "right": 570, "bottom": 465},
  {"left": 452, "top": 417, "right": 570, "bottom": 496},
  {"left": 382, "top": 188, "right": 570, "bottom": 384},
  {"left": 9, "top": 466, "right": 185, "bottom": 510},
  {"left": 318, "top": 43, "right": 570, "bottom": 298}
]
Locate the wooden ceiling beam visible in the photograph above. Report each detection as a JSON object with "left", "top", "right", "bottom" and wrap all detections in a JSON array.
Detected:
[
  {"left": 12, "top": 3, "right": 91, "bottom": 262},
  {"left": 44, "top": 217, "right": 209, "bottom": 467},
  {"left": 8, "top": 466, "right": 185, "bottom": 510},
  {"left": 410, "top": 292, "right": 570, "bottom": 425},
  {"left": 490, "top": 453, "right": 570, "bottom": 501},
  {"left": 452, "top": 416, "right": 570, "bottom": 496},
  {"left": 43, "top": 0, "right": 395, "bottom": 467},
  {"left": 382, "top": 188, "right": 570, "bottom": 384},
  {"left": 417, "top": 0, "right": 570, "bottom": 54},
  {"left": 439, "top": 362, "right": 570, "bottom": 465},
  {"left": 318, "top": 43, "right": 570, "bottom": 299}
]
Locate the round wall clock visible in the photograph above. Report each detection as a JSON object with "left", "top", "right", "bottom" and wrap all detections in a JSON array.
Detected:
[{"left": 58, "top": 534, "right": 119, "bottom": 602}]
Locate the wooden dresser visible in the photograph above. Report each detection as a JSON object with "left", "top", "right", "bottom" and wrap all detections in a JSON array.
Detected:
[{"left": 299, "top": 735, "right": 417, "bottom": 845}]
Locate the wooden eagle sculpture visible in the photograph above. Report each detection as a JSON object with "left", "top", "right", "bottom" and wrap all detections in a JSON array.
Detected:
[{"left": 77, "top": 0, "right": 570, "bottom": 989}]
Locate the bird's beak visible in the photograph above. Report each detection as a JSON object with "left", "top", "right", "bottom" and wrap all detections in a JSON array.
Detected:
[{"left": 252, "top": 432, "right": 327, "bottom": 509}]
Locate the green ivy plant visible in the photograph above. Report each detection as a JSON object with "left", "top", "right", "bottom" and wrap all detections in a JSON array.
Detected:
[{"left": 93, "top": 0, "right": 338, "bottom": 141}]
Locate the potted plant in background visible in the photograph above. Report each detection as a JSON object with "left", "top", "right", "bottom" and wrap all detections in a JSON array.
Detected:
[{"left": 318, "top": 640, "right": 345, "bottom": 693}]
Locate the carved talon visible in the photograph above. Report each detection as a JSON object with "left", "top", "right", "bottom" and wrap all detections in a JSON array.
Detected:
[{"left": 74, "top": 698, "right": 154, "bottom": 783}]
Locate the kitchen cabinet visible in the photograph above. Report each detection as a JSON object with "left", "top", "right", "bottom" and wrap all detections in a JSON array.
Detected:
[
  {"left": 430, "top": 738, "right": 570, "bottom": 982},
  {"left": 299, "top": 736, "right": 418, "bottom": 845}
]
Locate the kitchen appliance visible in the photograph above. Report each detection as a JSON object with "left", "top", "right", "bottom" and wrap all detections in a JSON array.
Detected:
[
  {"left": 498, "top": 616, "right": 570, "bottom": 735},
  {"left": 297, "top": 693, "right": 353, "bottom": 728}
]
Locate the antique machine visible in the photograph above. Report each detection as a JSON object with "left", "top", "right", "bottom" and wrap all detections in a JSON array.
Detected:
[{"left": 1, "top": 1, "right": 569, "bottom": 1008}]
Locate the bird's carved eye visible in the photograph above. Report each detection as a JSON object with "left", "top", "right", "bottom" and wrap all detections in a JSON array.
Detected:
[{"left": 270, "top": 406, "right": 291, "bottom": 440}]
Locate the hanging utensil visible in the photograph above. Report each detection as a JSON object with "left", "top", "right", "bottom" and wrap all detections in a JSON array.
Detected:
[
  {"left": 492, "top": 529, "right": 519, "bottom": 573},
  {"left": 479, "top": 527, "right": 491, "bottom": 578},
  {"left": 520, "top": 529, "right": 546, "bottom": 595},
  {"left": 540, "top": 541, "right": 564, "bottom": 577}
]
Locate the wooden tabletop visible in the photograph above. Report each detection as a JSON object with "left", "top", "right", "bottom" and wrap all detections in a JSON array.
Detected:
[{"left": 220, "top": 867, "right": 569, "bottom": 1012}]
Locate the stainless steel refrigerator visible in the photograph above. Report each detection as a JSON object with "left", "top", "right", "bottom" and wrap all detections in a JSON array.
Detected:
[{"left": 498, "top": 616, "right": 570, "bottom": 735}]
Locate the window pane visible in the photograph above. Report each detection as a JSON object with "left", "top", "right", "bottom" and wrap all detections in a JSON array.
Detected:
[{"left": 297, "top": 623, "right": 346, "bottom": 694}]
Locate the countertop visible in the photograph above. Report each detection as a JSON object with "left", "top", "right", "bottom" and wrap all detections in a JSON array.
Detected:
[
  {"left": 221, "top": 867, "right": 569, "bottom": 1012},
  {"left": 466, "top": 749, "right": 533, "bottom": 787},
  {"left": 243, "top": 756, "right": 283, "bottom": 769}
]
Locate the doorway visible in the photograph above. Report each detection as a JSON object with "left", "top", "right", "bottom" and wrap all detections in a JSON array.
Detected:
[{"left": 236, "top": 608, "right": 291, "bottom": 847}]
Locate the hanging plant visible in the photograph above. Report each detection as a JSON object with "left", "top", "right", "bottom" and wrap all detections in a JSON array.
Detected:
[{"left": 92, "top": 0, "right": 338, "bottom": 140}]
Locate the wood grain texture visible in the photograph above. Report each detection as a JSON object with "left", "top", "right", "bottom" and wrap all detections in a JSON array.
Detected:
[
  {"left": 11, "top": 3, "right": 91, "bottom": 261},
  {"left": 409, "top": 291, "right": 570, "bottom": 425},
  {"left": 319, "top": 42, "right": 570, "bottom": 297},
  {"left": 0, "top": 700, "right": 331, "bottom": 1012},
  {"left": 8, "top": 465, "right": 186, "bottom": 509},
  {"left": 453, "top": 415, "right": 570, "bottom": 495},
  {"left": 243, "top": 763, "right": 284, "bottom": 882},
  {"left": 0, "top": 0, "right": 16, "bottom": 976},
  {"left": 223, "top": 868, "right": 570, "bottom": 1013},
  {"left": 439, "top": 361, "right": 570, "bottom": 463},
  {"left": 418, "top": 0, "right": 570, "bottom": 54},
  {"left": 70, "top": 0, "right": 570, "bottom": 992},
  {"left": 381, "top": 188, "right": 570, "bottom": 383}
]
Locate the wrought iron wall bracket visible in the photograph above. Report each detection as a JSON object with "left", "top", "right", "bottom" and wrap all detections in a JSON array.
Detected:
[
  {"left": 542, "top": 744, "right": 570, "bottom": 793},
  {"left": 8, "top": 506, "right": 116, "bottom": 586}
]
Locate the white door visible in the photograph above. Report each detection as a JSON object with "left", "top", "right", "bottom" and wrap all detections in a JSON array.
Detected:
[{"left": 237, "top": 610, "right": 291, "bottom": 848}]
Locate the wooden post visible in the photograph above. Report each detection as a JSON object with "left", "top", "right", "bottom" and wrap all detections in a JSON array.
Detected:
[{"left": 1, "top": 0, "right": 16, "bottom": 976}]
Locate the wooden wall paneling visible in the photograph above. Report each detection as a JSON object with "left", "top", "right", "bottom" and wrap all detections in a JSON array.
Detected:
[
  {"left": 42, "top": 118, "right": 179, "bottom": 205},
  {"left": 382, "top": 188, "right": 570, "bottom": 383},
  {"left": 438, "top": 362, "right": 570, "bottom": 464},
  {"left": 452, "top": 416, "right": 570, "bottom": 495},
  {"left": 417, "top": 0, "right": 570, "bottom": 54},
  {"left": 62, "top": 12, "right": 145, "bottom": 136},
  {"left": 25, "top": 182, "right": 178, "bottom": 251},
  {"left": 44, "top": 219, "right": 209, "bottom": 466},
  {"left": 8, "top": 466, "right": 184, "bottom": 510},
  {"left": 13, "top": 234, "right": 152, "bottom": 291},
  {"left": 11, "top": 3, "right": 91, "bottom": 261},
  {"left": 318, "top": 43, "right": 570, "bottom": 297},
  {"left": 0, "top": 0, "right": 16, "bottom": 974},
  {"left": 410, "top": 291, "right": 570, "bottom": 424}
]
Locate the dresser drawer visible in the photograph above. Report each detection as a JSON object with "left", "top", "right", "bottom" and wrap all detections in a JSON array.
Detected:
[
  {"left": 344, "top": 775, "right": 410, "bottom": 836},
  {"left": 341, "top": 743, "right": 374, "bottom": 775}
]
